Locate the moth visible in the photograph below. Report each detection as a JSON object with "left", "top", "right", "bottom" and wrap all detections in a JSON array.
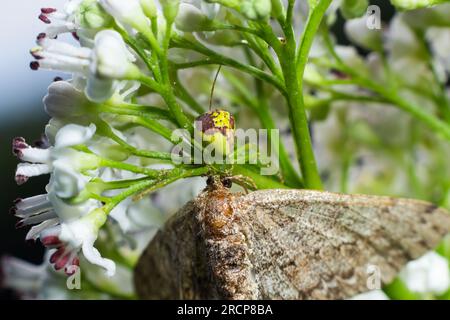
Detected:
[{"left": 134, "top": 177, "right": 450, "bottom": 300}]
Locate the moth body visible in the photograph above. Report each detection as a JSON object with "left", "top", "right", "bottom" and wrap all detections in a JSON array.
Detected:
[{"left": 134, "top": 189, "right": 450, "bottom": 300}]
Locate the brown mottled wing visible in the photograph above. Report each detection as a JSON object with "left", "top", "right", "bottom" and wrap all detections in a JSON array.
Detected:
[
  {"left": 237, "top": 190, "right": 450, "bottom": 299},
  {"left": 134, "top": 189, "right": 450, "bottom": 300}
]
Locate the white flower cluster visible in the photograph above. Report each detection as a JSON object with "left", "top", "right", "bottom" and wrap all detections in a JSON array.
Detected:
[{"left": 11, "top": 0, "right": 206, "bottom": 280}]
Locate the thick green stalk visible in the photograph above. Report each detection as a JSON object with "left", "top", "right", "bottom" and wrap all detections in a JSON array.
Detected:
[
  {"left": 278, "top": 1, "right": 332, "bottom": 190},
  {"left": 161, "top": 22, "right": 192, "bottom": 131},
  {"left": 254, "top": 80, "right": 303, "bottom": 188},
  {"left": 295, "top": 0, "right": 333, "bottom": 75},
  {"left": 232, "top": 165, "right": 289, "bottom": 190}
]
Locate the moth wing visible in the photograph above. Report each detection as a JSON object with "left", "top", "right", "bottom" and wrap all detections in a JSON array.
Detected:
[{"left": 237, "top": 189, "right": 450, "bottom": 299}]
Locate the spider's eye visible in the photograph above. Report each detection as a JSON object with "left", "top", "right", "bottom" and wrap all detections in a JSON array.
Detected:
[
  {"left": 194, "top": 109, "right": 235, "bottom": 157},
  {"left": 221, "top": 178, "right": 233, "bottom": 189}
]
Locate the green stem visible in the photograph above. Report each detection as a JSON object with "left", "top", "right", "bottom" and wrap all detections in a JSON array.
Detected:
[
  {"left": 170, "top": 70, "right": 205, "bottom": 114},
  {"left": 98, "top": 104, "right": 175, "bottom": 123},
  {"left": 96, "top": 120, "right": 173, "bottom": 161},
  {"left": 171, "top": 35, "right": 286, "bottom": 94},
  {"left": 257, "top": 95, "right": 303, "bottom": 188},
  {"left": 114, "top": 22, "right": 160, "bottom": 81},
  {"left": 278, "top": 1, "right": 331, "bottom": 190},
  {"left": 103, "top": 166, "right": 208, "bottom": 213},
  {"left": 159, "top": 22, "right": 192, "bottom": 131},
  {"left": 232, "top": 165, "right": 289, "bottom": 190},
  {"left": 295, "top": 0, "right": 333, "bottom": 74},
  {"left": 99, "top": 158, "right": 162, "bottom": 177},
  {"left": 132, "top": 117, "right": 176, "bottom": 143}
]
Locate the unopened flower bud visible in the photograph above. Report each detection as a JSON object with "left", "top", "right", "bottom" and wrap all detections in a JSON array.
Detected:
[
  {"left": 206, "top": 0, "right": 271, "bottom": 20},
  {"left": 340, "top": 0, "right": 369, "bottom": 19},
  {"left": 140, "top": 0, "right": 157, "bottom": 19},
  {"left": 92, "top": 30, "right": 138, "bottom": 79},
  {"left": 77, "top": 0, "right": 113, "bottom": 29},
  {"left": 160, "top": 0, "right": 180, "bottom": 23},
  {"left": 99, "top": 0, "right": 148, "bottom": 30},
  {"left": 176, "top": 3, "right": 223, "bottom": 32},
  {"left": 241, "top": 0, "right": 272, "bottom": 20},
  {"left": 271, "top": 0, "right": 285, "bottom": 20}
]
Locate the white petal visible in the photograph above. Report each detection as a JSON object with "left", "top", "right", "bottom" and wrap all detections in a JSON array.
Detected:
[
  {"left": 48, "top": 189, "right": 100, "bottom": 222},
  {"left": 91, "top": 30, "right": 134, "bottom": 79},
  {"left": 16, "top": 163, "right": 51, "bottom": 178},
  {"left": 400, "top": 251, "right": 450, "bottom": 295},
  {"left": 15, "top": 194, "right": 51, "bottom": 217},
  {"left": 100, "top": 0, "right": 147, "bottom": 25},
  {"left": 20, "top": 147, "right": 52, "bottom": 164},
  {"left": 18, "top": 210, "right": 57, "bottom": 227},
  {"left": 1, "top": 256, "right": 47, "bottom": 294},
  {"left": 43, "top": 81, "right": 87, "bottom": 118},
  {"left": 85, "top": 76, "right": 117, "bottom": 102},
  {"left": 26, "top": 219, "right": 60, "bottom": 241},
  {"left": 39, "top": 38, "right": 92, "bottom": 59},
  {"left": 50, "top": 161, "right": 89, "bottom": 199},
  {"left": 54, "top": 123, "right": 96, "bottom": 148},
  {"left": 82, "top": 239, "right": 116, "bottom": 277}
]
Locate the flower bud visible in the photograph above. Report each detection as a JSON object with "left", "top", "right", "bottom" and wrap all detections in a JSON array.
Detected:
[
  {"left": 175, "top": 3, "right": 223, "bottom": 32},
  {"left": 99, "top": 0, "right": 148, "bottom": 30},
  {"left": 271, "top": 0, "right": 285, "bottom": 20},
  {"left": 77, "top": 0, "right": 113, "bottom": 29},
  {"left": 160, "top": 0, "right": 180, "bottom": 23},
  {"left": 140, "top": 0, "right": 157, "bottom": 18},
  {"left": 206, "top": 0, "right": 271, "bottom": 20},
  {"left": 195, "top": 110, "right": 235, "bottom": 157},
  {"left": 91, "top": 30, "right": 138, "bottom": 79},
  {"left": 241, "top": 0, "right": 272, "bottom": 20},
  {"left": 340, "top": 0, "right": 368, "bottom": 19}
]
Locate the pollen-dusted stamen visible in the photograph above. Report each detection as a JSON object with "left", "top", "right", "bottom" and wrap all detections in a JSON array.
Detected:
[{"left": 30, "top": 47, "right": 43, "bottom": 60}]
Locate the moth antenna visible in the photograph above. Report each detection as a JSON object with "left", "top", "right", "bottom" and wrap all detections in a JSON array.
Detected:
[{"left": 209, "top": 65, "right": 222, "bottom": 111}]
